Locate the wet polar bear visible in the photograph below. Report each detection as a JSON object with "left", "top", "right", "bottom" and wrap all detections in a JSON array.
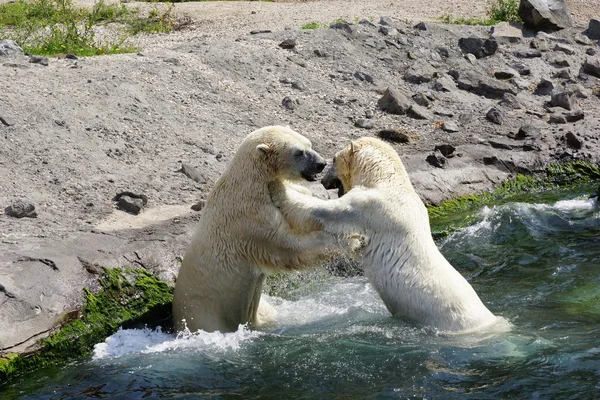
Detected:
[
  {"left": 270, "top": 137, "right": 508, "bottom": 333},
  {"left": 173, "top": 126, "right": 341, "bottom": 333}
]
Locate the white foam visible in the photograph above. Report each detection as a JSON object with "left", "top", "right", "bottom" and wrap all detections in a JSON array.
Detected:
[
  {"left": 553, "top": 198, "right": 596, "bottom": 212},
  {"left": 92, "top": 325, "right": 263, "bottom": 360}
]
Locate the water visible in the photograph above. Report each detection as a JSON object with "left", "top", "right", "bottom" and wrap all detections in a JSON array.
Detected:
[{"left": 3, "top": 191, "right": 600, "bottom": 399}]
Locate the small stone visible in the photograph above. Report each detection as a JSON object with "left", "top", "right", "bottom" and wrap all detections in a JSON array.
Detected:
[
  {"left": 494, "top": 68, "right": 519, "bottom": 79},
  {"left": 329, "top": 22, "right": 354, "bottom": 34},
  {"left": 500, "top": 93, "right": 524, "bottom": 109},
  {"left": 565, "top": 132, "right": 582, "bottom": 149},
  {"left": 426, "top": 152, "right": 447, "bottom": 168},
  {"left": 65, "top": 54, "right": 78, "bottom": 60},
  {"left": 191, "top": 200, "right": 206, "bottom": 211},
  {"left": 377, "top": 88, "right": 411, "bottom": 115},
  {"left": 414, "top": 22, "right": 428, "bottom": 31},
  {"left": 551, "top": 88, "right": 572, "bottom": 110},
  {"left": 553, "top": 69, "right": 571, "bottom": 79},
  {"left": 458, "top": 37, "right": 498, "bottom": 58},
  {"left": 359, "top": 19, "right": 377, "bottom": 28},
  {"left": 379, "top": 26, "right": 398, "bottom": 36},
  {"left": 514, "top": 124, "right": 541, "bottom": 140},
  {"left": 279, "top": 39, "right": 297, "bottom": 49},
  {"left": 5, "top": 200, "right": 37, "bottom": 218},
  {"left": 313, "top": 49, "right": 328, "bottom": 57},
  {"left": 404, "top": 60, "right": 436, "bottom": 84},
  {"left": 515, "top": 49, "right": 542, "bottom": 58},
  {"left": 586, "top": 18, "right": 600, "bottom": 40},
  {"left": 564, "top": 110, "right": 584, "bottom": 122},
  {"left": 436, "top": 47, "right": 450, "bottom": 58},
  {"left": 465, "top": 53, "right": 477, "bottom": 64},
  {"left": 407, "top": 104, "right": 433, "bottom": 120},
  {"left": 291, "top": 80, "right": 306, "bottom": 91},
  {"left": 287, "top": 56, "right": 306, "bottom": 68},
  {"left": 365, "top": 109, "right": 375, "bottom": 119},
  {"left": 583, "top": 57, "right": 600, "bottom": 77},
  {"left": 0, "top": 115, "right": 15, "bottom": 126},
  {"left": 355, "top": 118, "right": 374, "bottom": 129},
  {"left": 534, "top": 77, "right": 554, "bottom": 95},
  {"left": 377, "top": 128, "right": 411, "bottom": 143},
  {"left": 549, "top": 114, "right": 567, "bottom": 124},
  {"left": 354, "top": 71, "right": 375, "bottom": 83},
  {"left": 407, "top": 51, "right": 417, "bottom": 60},
  {"left": 28, "top": 55, "right": 49, "bottom": 66},
  {"left": 486, "top": 107, "right": 504, "bottom": 125},
  {"left": 250, "top": 29, "right": 272, "bottom": 34},
  {"left": 530, "top": 38, "right": 549, "bottom": 51},
  {"left": 412, "top": 92, "right": 431, "bottom": 107},
  {"left": 117, "top": 196, "right": 144, "bottom": 215},
  {"left": 434, "top": 144, "right": 456, "bottom": 157},
  {"left": 512, "top": 77, "right": 531, "bottom": 90},
  {"left": 575, "top": 33, "right": 592, "bottom": 45},
  {"left": 379, "top": 16, "right": 393, "bottom": 26},
  {"left": 549, "top": 56, "right": 570, "bottom": 67},
  {"left": 441, "top": 120, "right": 460, "bottom": 132},
  {"left": 554, "top": 43, "right": 575, "bottom": 55},
  {"left": 512, "top": 63, "right": 531, "bottom": 75},
  {"left": 281, "top": 96, "right": 297, "bottom": 110},
  {"left": 586, "top": 48, "right": 597, "bottom": 56},
  {"left": 431, "top": 74, "right": 456, "bottom": 92}
]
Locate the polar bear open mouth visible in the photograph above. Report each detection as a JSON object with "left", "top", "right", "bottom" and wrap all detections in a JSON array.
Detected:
[
  {"left": 323, "top": 177, "right": 345, "bottom": 197},
  {"left": 301, "top": 172, "right": 319, "bottom": 182}
]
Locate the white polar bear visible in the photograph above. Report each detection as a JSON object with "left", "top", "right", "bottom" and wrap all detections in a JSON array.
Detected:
[
  {"left": 172, "top": 126, "right": 342, "bottom": 333},
  {"left": 270, "top": 137, "right": 508, "bottom": 333}
]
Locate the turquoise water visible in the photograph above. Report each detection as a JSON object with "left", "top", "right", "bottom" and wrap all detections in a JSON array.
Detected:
[{"left": 3, "top": 190, "right": 600, "bottom": 399}]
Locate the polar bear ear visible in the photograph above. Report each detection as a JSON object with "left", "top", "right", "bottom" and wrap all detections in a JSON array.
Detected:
[
  {"left": 256, "top": 143, "right": 273, "bottom": 155},
  {"left": 349, "top": 140, "right": 358, "bottom": 155}
]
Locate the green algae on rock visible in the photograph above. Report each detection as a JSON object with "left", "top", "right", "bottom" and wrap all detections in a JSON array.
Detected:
[{"left": 0, "top": 268, "right": 173, "bottom": 385}]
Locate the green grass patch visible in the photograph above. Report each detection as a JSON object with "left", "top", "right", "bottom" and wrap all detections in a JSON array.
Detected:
[
  {"left": 0, "top": 268, "right": 173, "bottom": 385},
  {"left": 0, "top": 0, "right": 178, "bottom": 56},
  {"left": 428, "top": 161, "right": 600, "bottom": 238},
  {"left": 301, "top": 21, "right": 321, "bottom": 30},
  {"left": 439, "top": 0, "right": 521, "bottom": 26}
]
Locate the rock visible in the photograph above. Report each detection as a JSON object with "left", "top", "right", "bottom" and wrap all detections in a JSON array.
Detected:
[
  {"left": 191, "top": 200, "right": 206, "bottom": 211},
  {"left": 486, "top": 107, "right": 504, "bottom": 125},
  {"left": 434, "top": 144, "right": 456, "bottom": 157},
  {"left": 431, "top": 74, "right": 456, "bottom": 92},
  {"left": 586, "top": 18, "right": 600, "bottom": 40},
  {"left": 583, "top": 57, "right": 600, "bottom": 77},
  {"left": 407, "top": 104, "right": 433, "bottom": 120},
  {"left": 454, "top": 70, "right": 517, "bottom": 99},
  {"left": 515, "top": 49, "right": 542, "bottom": 58},
  {"left": 441, "top": 120, "right": 460, "bottom": 132},
  {"left": 354, "top": 71, "right": 375, "bottom": 83},
  {"left": 287, "top": 55, "right": 306, "bottom": 68},
  {"left": 494, "top": 68, "right": 519, "bottom": 79},
  {"left": 177, "top": 163, "right": 207, "bottom": 184},
  {"left": 549, "top": 114, "right": 567, "bottom": 124},
  {"left": 565, "top": 131, "right": 582, "bottom": 149},
  {"left": 500, "top": 93, "right": 524, "bottom": 109},
  {"left": 553, "top": 43, "right": 575, "bottom": 55},
  {"left": 5, "top": 200, "right": 37, "bottom": 218},
  {"left": 534, "top": 77, "right": 554, "bottom": 95},
  {"left": 569, "top": 84, "right": 589, "bottom": 98},
  {"left": 377, "top": 128, "right": 412, "bottom": 143},
  {"left": 0, "top": 115, "right": 15, "bottom": 126},
  {"left": 436, "top": 47, "right": 451, "bottom": 58},
  {"left": 250, "top": 29, "right": 272, "bottom": 34},
  {"left": 512, "top": 64, "right": 531, "bottom": 75},
  {"left": 550, "top": 88, "right": 572, "bottom": 110},
  {"left": 519, "top": 0, "right": 572, "bottom": 30},
  {"left": 564, "top": 110, "right": 584, "bottom": 122},
  {"left": 279, "top": 38, "right": 297, "bottom": 49},
  {"left": 412, "top": 92, "right": 432, "bottom": 107},
  {"left": 329, "top": 22, "right": 354, "bottom": 34},
  {"left": 0, "top": 40, "right": 23, "bottom": 57},
  {"left": 379, "top": 26, "right": 398, "bottom": 36},
  {"left": 490, "top": 22, "right": 523, "bottom": 44},
  {"left": 377, "top": 88, "right": 411, "bottom": 115},
  {"left": 552, "top": 68, "right": 571, "bottom": 79},
  {"left": 365, "top": 109, "right": 375, "bottom": 119},
  {"left": 354, "top": 118, "right": 374, "bottom": 129},
  {"left": 114, "top": 192, "right": 147, "bottom": 215},
  {"left": 574, "top": 33, "right": 592, "bottom": 46},
  {"left": 281, "top": 96, "right": 297, "bottom": 110},
  {"left": 379, "top": 16, "right": 393, "bottom": 26},
  {"left": 548, "top": 56, "right": 570, "bottom": 67},
  {"left": 512, "top": 77, "right": 531, "bottom": 90},
  {"left": 489, "top": 139, "right": 515, "bottom": 150},
  {"left": 404, "top": 60, "right": 436, "bottom": 84},
  {"left": 359, "top": 19, "right": 377, "bottom": 28},
  {"left": 530, "top": 38, "right": 550, "bottom": 51},
  {"left": 414, "top": 22, "right": 428, "bottom": 31},
  {"left": 465, "top": 53, "right": 477, "bottom": 65},
  {"left": 314, "top": 49, "right": 328, "bottom": 57},
  {"left": 291, "top": 80, "right": 306, "bottom": 90},
  {"left": 514, "top": 124, "right": 541, "bottom": 139},
  {"left": 426, "top": 152, "right": 447, "bottom": 168},
  {"left": 586, "top": 48, "right": 597, "bottom": 56},
  {"left": 458, "top": 37, "right": 498, "bottom": 58},
  {"left": 28, "top": 55, "right": 49, "bottom": 66}
]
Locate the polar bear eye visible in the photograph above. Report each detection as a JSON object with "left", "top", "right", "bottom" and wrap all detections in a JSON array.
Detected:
[{"left": 294, "top": 149, "right": 304, "bottom": 157}]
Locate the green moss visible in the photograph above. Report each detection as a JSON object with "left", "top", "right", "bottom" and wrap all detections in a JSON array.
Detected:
[
  {"left": 0, "top": 268, "right": 173, "bottom": 385},
  {"left": 429, "top": 161, "right": 600, "bottom": 237}
]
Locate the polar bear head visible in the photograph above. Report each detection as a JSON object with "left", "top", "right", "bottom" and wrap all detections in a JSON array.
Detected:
[
  {"left": 321, "top": 137, "right": 410, "bottom": 195},
  {"left": 242, "top": 126, "right": 327, "bottom": 182}
]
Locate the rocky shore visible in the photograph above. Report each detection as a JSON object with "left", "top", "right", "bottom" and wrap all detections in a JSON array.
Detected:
[{"left": 1, "top": 0, "right": 600, "bottom": 383}]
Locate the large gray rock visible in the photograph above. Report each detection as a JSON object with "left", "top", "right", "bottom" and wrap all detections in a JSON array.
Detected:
[
  {"left": 583, "top": 57, "right": 600, "bottom": 77},
  {"left": 404, "top": 60, "right": 436, "bottom": 84},
  {"left": 453, "top": 70, "right": 517, "bottom": 99},
  {"left": 458, "top": 37, "right": 498, "bottom": 58},
  {"left": 519, "top": 0, "right": 573, "bottom": 30},
  {"left": 377, "top": 88, "right": 411, "bottom": 114},
  {"left": 0, "top": 40, "right": 23, "bottom": 57},
  {"left": 586, "top": 18, "right": 600, "bottom": 40}
]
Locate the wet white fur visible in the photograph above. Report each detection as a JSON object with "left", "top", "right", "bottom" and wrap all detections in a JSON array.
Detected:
[
  {"left": 272, "top": 138, "right": 507, "bottom": 333},
  {"left": 173, "top": 126, "right": 339, "bottom": 333}
]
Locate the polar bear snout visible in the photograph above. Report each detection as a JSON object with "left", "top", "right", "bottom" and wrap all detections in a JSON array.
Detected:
[
  {"left": 299, "top": 150, "right": 327, "bottom": 181},
  {"left": 321, "top": 164, "right": 344, "bottom": 196}
]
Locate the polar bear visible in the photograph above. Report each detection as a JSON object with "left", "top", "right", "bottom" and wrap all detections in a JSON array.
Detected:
[
  {"left": 270, "top": 137, "right": 508, "bottom": 333},
  {"left": 172, "top": 126, "right": 342, "bottom": 333}
]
